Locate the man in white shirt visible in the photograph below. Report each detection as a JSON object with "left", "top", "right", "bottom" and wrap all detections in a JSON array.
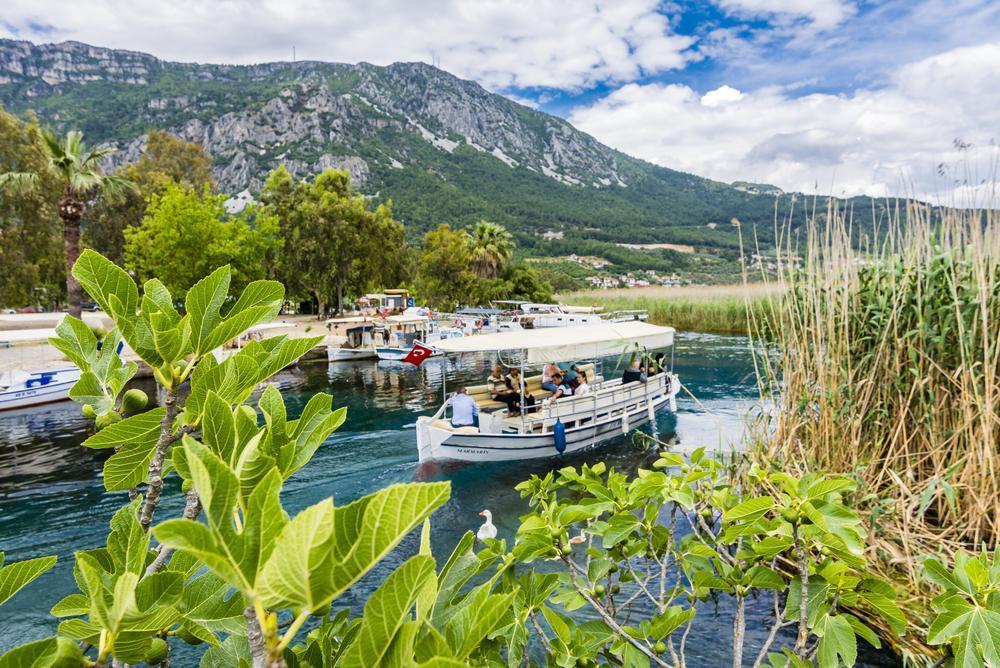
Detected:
[{"left": 448, "top": 386, "right": 479, "bottom": 428}]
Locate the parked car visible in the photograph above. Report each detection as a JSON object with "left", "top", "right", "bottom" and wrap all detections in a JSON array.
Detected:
[{"left": 1, "top": 308, "right": 15, "bottom": 314}]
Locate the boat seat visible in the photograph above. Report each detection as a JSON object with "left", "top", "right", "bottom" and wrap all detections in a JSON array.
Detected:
[
  {"left": 431, "top": 419, "right": 479, "bottom": 434},
  {"left": 466, "top": 364, "right": 598, "bottom": 413}
]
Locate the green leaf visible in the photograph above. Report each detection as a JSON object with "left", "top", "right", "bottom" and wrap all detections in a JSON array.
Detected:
[
  {"left": 200, "top": 280, "right": 284, "bottom": 353},
  {"left": 0, "top": 636, "right": 83, "bottom": 668},
  {"left": 186, "top": 265, "right": 232, "bottom": 355},
  {"left": 256, "top": 498, "right": 334, "bottom": 613},
  {"left": 817, "top": 614, "right": 857, "bottom": 668},
  {"left": 723, "top": 496, "right": 775, "bottom": 523},
  {"left": 82, "top": 408, "right": 165, "bottom": 450},
  {"left": 859, "top": 591, "right": 906, "bottom": 636},
  {"left": 0, "top": 553, "right": 57, "bottom": 607},
  {"left": 339, "top": 555, "right": 436, "bottom": 667},
  {"left": 601, "top": 513, "right": 640, "bottom": 548},
  {"left": 48, "top": 315, "right": 97, "bottom": 370},
  {"left": 73, "top": 250, "right": 139, "bottom": 318},
  {"left": 927, "top": 594, "right": 1000, "bottom": 668},
  {"left": 102, "top": 441, "right": 157, "bottom": 491}
]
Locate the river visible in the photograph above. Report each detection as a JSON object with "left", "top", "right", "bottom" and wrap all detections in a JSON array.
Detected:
[{"left": 0, "top": 333, "right": 898, "bottom": 666}]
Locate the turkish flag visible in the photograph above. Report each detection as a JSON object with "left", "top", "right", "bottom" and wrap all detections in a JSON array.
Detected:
[{"left": 402, "top": 342, "right": 435, "bottom": 366}]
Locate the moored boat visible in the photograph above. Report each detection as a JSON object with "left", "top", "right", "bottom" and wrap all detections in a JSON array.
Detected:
[
  {"left": 0, "top": 367, "right": 82, "bottom": 411},
  {"left": 415, "top": 321, "right": 679, "bottom": 462}
]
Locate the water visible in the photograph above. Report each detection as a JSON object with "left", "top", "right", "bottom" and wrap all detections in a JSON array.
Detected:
[{"left": 0, "top": 333, "right": 898, "bottom": 666}]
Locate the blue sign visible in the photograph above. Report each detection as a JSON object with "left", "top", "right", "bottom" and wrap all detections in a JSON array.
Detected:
[{"left": 407, "top": 297, "right": 415, "bottom": 307}]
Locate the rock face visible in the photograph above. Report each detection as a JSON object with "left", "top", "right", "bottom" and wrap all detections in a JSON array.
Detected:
[{"left": 0, "top": 39, "right": 629, "bottom": 194}]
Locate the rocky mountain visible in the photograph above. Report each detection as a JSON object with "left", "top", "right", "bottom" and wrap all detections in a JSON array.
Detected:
[{"left": 0, "top": 39, "right": 806, "bottom": 253}]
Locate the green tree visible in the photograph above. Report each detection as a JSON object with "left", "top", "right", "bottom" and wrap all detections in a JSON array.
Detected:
[
  {"left": 123, "top": 182, "right": 280, "bottom": 296},
  {"left": 0, "top": 108, "right": 63, "bottom": 308},
  {"left": 416, "top": 224, "right": 476, "bottom": 310},
  {"left": 262, "top": 167, "right": 406, "bottom": 315},
  {"left": 84, "top": 130, "right": 215, "bottom": 265},
  {"left": 0, "top": 129, "right": 135, "bottom": 316},
  {"left": 469, "top": 220, "right": 514, "bottom": 279}
]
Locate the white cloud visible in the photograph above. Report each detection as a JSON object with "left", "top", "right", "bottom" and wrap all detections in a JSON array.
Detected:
[
  {"left": 714, "top": 0, "right": 857, "bottom": 30},
  {"left": 701, "top": 84, "right": 744, "bottom": 107},
  {"left": 568, "top": 42, "right": 1000, "bottom": 204},
  {"left": 0, "top": 0, "right": 694, "bottom": 91}
]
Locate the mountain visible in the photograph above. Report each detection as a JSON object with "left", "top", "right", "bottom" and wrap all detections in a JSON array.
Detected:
[{"left": 0, "top": 39, "right": 805, "bottom": 256}]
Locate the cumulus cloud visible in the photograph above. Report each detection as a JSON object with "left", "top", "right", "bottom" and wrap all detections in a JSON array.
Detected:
[
  {"left": 568, "top": 42, "right": 1000, "bottom": 203},
  {"left": 0, "top": 0, "right": 694, "bottom": 91}
]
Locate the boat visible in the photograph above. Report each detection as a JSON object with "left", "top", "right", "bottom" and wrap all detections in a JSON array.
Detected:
[
  {"left": 415, "top": 321, "right": 679, "bottom": 462},
  {"left": 453, "top": 307, "right": 523, "bottom": 334},
  {"left": 375, "top": 314, "right": 463, "bottom": 361},
  {"left": 327, "top": 318, "right": 379, "bottom": 361},
  {"left": 0, "top": 367, "right": 82, "bottom": 411},
  {"left": 491, "top": 302, "right": 648, "bottom": 329}
]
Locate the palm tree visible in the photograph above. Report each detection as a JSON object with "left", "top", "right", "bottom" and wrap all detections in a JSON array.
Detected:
[
  {"left": 469, "top": 221, "right": 514, "bottom": 279},
  {"left": 0, "top": 129, "right": 135, "bottom": 317}
]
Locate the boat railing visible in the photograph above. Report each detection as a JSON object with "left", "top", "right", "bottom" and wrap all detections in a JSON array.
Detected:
[
  {"left": 601, "top": 309, "right": 649, "bottom": 322},
  {"left": 513, "top": 373, "right": 668, "bottom": 434}
]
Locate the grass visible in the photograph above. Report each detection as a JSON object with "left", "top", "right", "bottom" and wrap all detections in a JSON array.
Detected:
[
  {"left": 557, "top": 283, "right": 777, "bottom": 334},
  {"left": 747, "top": 199, "right": 999, "bottom": 663}
]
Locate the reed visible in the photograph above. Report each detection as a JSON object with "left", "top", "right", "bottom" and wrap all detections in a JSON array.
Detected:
[
  {"left": 748, "top": 198, "right": 1000, "bottom": 660},
  {"left": 558, "top": 283, "right": 775, "bottom": 334}
]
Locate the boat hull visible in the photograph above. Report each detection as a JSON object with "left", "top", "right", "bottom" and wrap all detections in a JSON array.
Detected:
[
  {"left": 416, "top": 375, "right": 680, "bottom": 463},
  {"left": 327, "top": 346, "right": 378, "bottom": 361},
  {"left": 376, "top": 346, "right": 442, "bottom": 361},
  {"left": 0, "top": 368, "right": 81, "bottom": 412}
]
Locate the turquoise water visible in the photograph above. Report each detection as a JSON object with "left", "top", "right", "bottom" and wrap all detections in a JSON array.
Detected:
[{"left": 0, "top": 333, "right": 898, "bottom": 666}]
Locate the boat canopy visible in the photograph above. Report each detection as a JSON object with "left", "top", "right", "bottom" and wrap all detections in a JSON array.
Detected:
[
  {"left": 456, "top": 307, "right": 502, "bottom": 316},
  {"left": 432, "top": 321, "right": 675, "bottom": 364}
]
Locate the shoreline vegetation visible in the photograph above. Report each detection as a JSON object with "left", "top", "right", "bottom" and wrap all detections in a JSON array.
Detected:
[
  {"left": 746, "top": 200, "right": 999, "bottom": 663},
  {"left": 558, "top": 283, "right": 775, "bottom": 335}
]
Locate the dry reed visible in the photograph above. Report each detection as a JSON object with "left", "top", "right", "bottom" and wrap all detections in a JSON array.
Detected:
[{"left": 746, "top": 198, "right": 999, "bottom": 662}]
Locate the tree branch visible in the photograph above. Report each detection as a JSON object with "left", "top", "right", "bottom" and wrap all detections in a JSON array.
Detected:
[{"left": 138, "top": 389, "right": 181, "bottom": 532}]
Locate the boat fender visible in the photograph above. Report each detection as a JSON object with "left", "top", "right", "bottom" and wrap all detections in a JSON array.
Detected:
[{"left": 553, "top": 419, "right": 567, "bottom": 454}]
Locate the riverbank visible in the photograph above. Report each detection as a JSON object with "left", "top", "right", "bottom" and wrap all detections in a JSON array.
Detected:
[{"left": 557, "top": 283, "right": 777, "bottom": 334}]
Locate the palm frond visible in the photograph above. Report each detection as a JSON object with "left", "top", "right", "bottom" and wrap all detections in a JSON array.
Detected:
[
  {"left": 0, "top": 171, "right": 41, "bottom": 195},
  {"left": 83, "top": 145, "right": 116, "bottom": 166},
  {"left": 100, "top": 174, "right": 140, "bottom": 201}
]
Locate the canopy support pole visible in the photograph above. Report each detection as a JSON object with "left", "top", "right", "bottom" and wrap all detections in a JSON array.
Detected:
[{"left": 519, "top": 353, "right": 526, "bottom": 434}]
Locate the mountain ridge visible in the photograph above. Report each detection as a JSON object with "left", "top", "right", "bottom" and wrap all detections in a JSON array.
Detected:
[{"left": 0, "top": 38, "right": 803, "bottom": 251}]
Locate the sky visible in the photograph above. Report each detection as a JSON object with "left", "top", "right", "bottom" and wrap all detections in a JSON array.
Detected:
[{"left": 3, "top": 0, "right": 999, "bottom": 202}]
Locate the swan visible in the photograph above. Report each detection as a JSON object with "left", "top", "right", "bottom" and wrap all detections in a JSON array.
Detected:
[{"left": 477, "top": 510, "right": 497, "bottom": 541}]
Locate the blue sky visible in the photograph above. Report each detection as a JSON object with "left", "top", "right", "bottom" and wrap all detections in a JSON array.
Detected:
[{"left": 2, "top": 0, "right": 999, "bottom": 200}]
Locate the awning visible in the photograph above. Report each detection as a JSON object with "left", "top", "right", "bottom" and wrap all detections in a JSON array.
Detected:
[{"left": 432, "top": 321, "right": 674, "bottom": 364}]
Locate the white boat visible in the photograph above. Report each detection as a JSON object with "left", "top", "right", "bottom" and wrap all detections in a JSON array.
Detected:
[
  {"left": 327, "top": 320, "right": 379, "bottom": 361},
  {"left": 499, "top": 303, "right": 649, "bottom": 329},
  {"left": 374, "top": 315, "right": 463, "bottom": 361},
  {"left": 0, "top": 367, "right": 82, "bottom": 411},
  {"left": 415, "top": 321, "right": 679, "bottom": 463}
]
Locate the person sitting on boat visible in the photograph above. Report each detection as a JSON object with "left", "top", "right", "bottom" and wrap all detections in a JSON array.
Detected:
[
  {"left": 487, "top": 365, "right": 520, "bottom": 415},
  {"left": 550, "top": 373, "right": 575, "bottom": 402},
  {"left": 574, "top": 370, "right": 591, "bottom": 396},
  {"left": 541, "top": 362, "right": 560, "bottom": 393},
  {"left": 646, "top": 352, "right": 665, "bottom": 376},
  {"left": 505, "top": 367, "right": 536, "bottom": 414},
  {"left": 622, "top": 359, "right": 646, "bottom": 384},
  {"left": 448, "top": 386, "right": 479, "bottom": 429}
]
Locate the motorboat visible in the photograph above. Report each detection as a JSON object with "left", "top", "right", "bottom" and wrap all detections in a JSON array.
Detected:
[
  {"left": 375, "top": 314, "right": 463, "bottom": 361},
  {"left": 327, "top": 318, "right": 379, "bottom": 361},
  {"left": 0, "top": 367, "right": 83, "bottom": 411},
  {"left": 415, "top": 321, "right": 679, "bottom": 462}
]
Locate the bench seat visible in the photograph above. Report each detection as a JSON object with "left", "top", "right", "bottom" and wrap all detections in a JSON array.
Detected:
[{"left": 466, "top": 364, "right": 597, "bottom": 413}]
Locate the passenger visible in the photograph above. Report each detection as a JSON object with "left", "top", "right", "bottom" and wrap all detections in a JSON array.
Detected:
[
  {"left": 575, "top": 370, "right": 591, "bottom": 396},
  {"left": 447, "top": 386, "right": 479, "bottom": 429},
  {"left": 487, "top": 365, "right": 519, "bottom": 415},
  {"left": 550, "top": 373, "right": 575, "bottom": 402},
  {"left": 646, "top": 352, "right": 666, "bottom": 376},
  {"left": 622, "top": 359, "right": 646, "bottom": 384},
  {"left": 504, "top": 367, "right": 536, "bottom": 414},
  {"left": 541, "top": 362, "right": 560, "bottom": 394}
]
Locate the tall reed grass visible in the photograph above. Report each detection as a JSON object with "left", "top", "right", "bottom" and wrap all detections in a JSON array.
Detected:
[
  {"left": 748, "top": 199, "right": 999, "bottom": 659},
  {"left": 558, "top": 284, "right": 775, "bottom": 334}
]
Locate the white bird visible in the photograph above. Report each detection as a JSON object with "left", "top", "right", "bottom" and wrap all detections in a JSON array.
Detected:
[{"left": 477, "top": 509, "right": 497, "bottom": 541}]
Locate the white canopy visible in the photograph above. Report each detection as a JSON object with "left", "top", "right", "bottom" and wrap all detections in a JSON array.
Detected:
[{"left": 432, "top": 321, "right": 675, "bottom": 364}]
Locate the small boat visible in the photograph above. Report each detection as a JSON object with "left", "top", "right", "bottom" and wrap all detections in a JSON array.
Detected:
[
  {"left": 415, "top": 321, "right": 679, "bottom": 462},
  {"left": 374, "top": 315, "right": 463, "bottom": 361},
  {"left": 0, "top": 367, "right": 82, "bottom": 411},
  {"left": 327, "top": 320, "right": 379, "bottom": 361}
]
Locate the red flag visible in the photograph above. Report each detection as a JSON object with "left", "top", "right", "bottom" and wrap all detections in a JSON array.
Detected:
[{"left": 402, "top": 342, "right": 435, "bottom": 366}]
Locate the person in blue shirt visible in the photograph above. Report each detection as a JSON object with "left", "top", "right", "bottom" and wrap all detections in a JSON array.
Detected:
[{"left": 448, "top": 386, "right": 479, "bottom": 428}]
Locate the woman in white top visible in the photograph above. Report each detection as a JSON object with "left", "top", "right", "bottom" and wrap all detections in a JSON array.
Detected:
[{"left": 574, "top": 370, "right": 591, "bottom": 396}]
